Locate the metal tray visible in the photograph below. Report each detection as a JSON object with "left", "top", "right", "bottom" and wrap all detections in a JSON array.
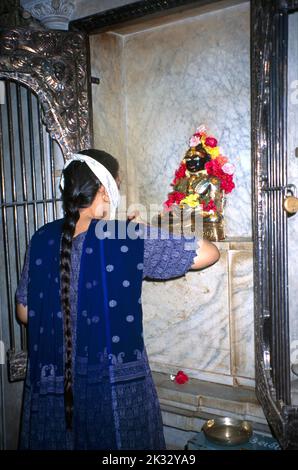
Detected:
[{"left": 202, "top": 417, "right": 253, "bottom": 446}]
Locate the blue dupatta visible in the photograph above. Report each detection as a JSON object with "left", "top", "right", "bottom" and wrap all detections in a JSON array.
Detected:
[{"left": 20, "top": 218, "right": 165, "bottom": 450}]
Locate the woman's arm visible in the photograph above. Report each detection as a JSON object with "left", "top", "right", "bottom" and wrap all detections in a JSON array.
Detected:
[
  {"left": 190, "top": 239, "right": 220, "bottom": 270},
  {"left": 15, "top": 242, "right": 30, "bottom": 325},
  {"left": 143, "top": 224, "right": 220, "bottom": 280},
  {"left": 17, "top": 303, "right": 28, "bottom": 325}
]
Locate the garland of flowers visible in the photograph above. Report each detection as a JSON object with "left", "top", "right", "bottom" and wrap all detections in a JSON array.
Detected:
[{"left": 164, "top": 125, "right": 235, "bottom": 212}]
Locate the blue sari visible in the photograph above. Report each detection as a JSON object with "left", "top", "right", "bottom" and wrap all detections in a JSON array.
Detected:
[{"left": 19, "top": 218, "right": 165, "bottom": 450}]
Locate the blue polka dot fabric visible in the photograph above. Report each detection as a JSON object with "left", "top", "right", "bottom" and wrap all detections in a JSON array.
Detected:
[
  {"left": 77, "top": 219, "right": 145, "bottom": 366},
  {"left": 19, "top": 218, "right": 165, "bottom": 450}
]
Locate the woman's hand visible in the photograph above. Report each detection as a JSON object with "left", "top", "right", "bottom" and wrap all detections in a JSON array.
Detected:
[
  {"left": 190, "top": 239, "right": 220, "bottom": 270},
  {"left": 127, "top": 210, "right": 146, "bottom": 224}
]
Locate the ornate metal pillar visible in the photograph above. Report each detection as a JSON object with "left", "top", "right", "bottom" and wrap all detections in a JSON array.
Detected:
[{"left": 252, "top": 0, "right": 298, "bottom": 449}]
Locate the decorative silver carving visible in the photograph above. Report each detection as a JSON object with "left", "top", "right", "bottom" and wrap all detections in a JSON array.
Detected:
[
  {"left": 252, "top": 0, "right": 298, "bottom": 450},
  {"left": 21, "top": 0, "right": 75, "bottom": 30},
  {"left": 0, "top": 27, "right": 92, "bottom": 157}
]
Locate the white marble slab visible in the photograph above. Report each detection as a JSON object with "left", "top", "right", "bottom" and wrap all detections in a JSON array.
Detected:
[
  {"left": 142, "top": 248, "right": 231, "bottom": 382},
  {"left": 229, "top": 248, "right": 254, "bottom": 383}
]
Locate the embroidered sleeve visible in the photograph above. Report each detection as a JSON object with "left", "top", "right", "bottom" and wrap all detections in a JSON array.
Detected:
[
  {"left": 143, "top": 224, "right": 199, "bottom": 280},
  {"left": 15, "top": 242, "right": 31, "bottom": 307}
]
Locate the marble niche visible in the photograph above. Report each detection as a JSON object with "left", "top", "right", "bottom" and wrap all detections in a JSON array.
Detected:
[{"left": 90, "top": 0, "right": 263, "bottom": 447}]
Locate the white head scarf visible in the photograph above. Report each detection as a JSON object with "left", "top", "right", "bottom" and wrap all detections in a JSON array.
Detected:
[{"left": 60, "top": 153, "right": 120, "bottom": 220}]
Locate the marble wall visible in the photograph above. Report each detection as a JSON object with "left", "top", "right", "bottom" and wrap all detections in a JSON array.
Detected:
[
  {"left": 125, "top": 2, "right": 251, "bottom": 237},
  {"left": 91, "top": 1, "right": 251, "bottom": 236},
  {"left": 90, "top": 33, "right": 128, "bottom": 202},
  {"left": 90, "top": 1, "right": 254, "bottom": 388}
]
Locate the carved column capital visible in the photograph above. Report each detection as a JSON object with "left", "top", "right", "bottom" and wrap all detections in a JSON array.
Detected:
[{"left": 21, "top": 0, "right": 75, "bottom": 30}]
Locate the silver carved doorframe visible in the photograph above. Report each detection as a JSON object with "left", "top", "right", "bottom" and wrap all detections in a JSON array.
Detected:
[
  {"left": 0, "top": 27, "right": 93, "bottom": 156},
  {"left": 252, "top": 0, "right": 298, "bottom": 449},
  {"left": 0, "top": 27, "right": 93, "bottom": 449}
]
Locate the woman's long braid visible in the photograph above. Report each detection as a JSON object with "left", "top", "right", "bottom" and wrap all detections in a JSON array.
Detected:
[
  {"left": 60, "top": 198, "right": 80, "bottom": 430},
  {"left": 60, "top": 149, "right": 119, "bottom": 431}
]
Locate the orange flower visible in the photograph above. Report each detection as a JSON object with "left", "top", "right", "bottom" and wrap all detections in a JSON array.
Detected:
[{"left": 216, "top": 156, "right": 228, "bottom": 166}]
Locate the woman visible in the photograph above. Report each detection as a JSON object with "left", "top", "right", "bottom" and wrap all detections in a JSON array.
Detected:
[{"left": 16, "top": 149, "right": 219, "bottom": 450}]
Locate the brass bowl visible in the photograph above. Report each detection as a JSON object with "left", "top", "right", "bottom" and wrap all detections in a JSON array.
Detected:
[{"left": 202, "top": 417, "right": 253, "bottom": 446}]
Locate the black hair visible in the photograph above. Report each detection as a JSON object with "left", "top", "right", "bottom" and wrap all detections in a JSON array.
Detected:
[{"left": 60, "top": 149, "right": 119, "bottom": 430}]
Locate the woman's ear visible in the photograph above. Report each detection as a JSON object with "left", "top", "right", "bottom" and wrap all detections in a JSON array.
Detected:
[{"left": 98, "top": 185, "right": 109, "bottom": 202}]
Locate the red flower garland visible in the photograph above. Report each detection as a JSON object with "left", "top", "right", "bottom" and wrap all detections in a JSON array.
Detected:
[
  {"left": 172, "top": 162, "right": 186, "bottom": 185},
  {"left": 202, "top": 199, "right": 217, "bottom": 212},
  {"left": 220, "top": 174, "right": 235, "bottom": 193},
  {"left": 205, "top": 160, "right": 235, "bottom": 194},
  {"left": 204, "top": 136, "right": 218, "bottom": 148},
  {"left": 164, "top": 191, "right": 186, "bottom": 209}
]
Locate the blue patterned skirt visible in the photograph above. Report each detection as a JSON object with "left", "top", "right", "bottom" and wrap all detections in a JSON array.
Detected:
[{"left": 19, "top": 346, "right": 166, "bottom": 450}]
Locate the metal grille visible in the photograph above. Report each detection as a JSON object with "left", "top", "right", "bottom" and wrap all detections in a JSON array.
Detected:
[{"left": 0, "top": 78, "right": 63, "bottom": 449}]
